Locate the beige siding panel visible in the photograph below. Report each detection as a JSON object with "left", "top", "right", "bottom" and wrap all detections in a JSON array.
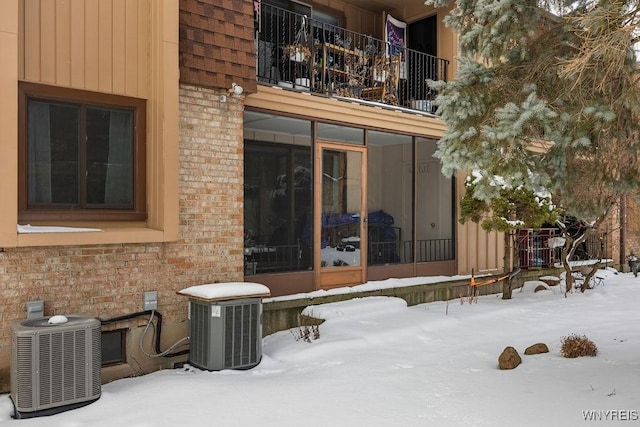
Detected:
[
  {"left": 69, "top": 1, "right": 85, "bottom": 87},
  {"left": 455, "top": 174, "right": 504, "bottom": 275},
  {"left": 477, "top": 223, "right": 488, "bottom": 270},
  {"left": 138, "top": 0, "right": 150, "bottom": 98},
  {"left": 0, "top": 29, "right": 19, "bottom": 246},
  {"left": 146, "top": 0, "right": 160, "bottom": 228},
  {"left": 84, "top": 0, "right": 99, "bottom": 90},
  {"left": 359, "top": 9, "right": 378, "bottom": 37},
  {"left": 20, "top": 0, "right": 150, "bottom": 96},
  {"left": 465, "top": 226, "right": 479, "bottom": 274},
  {"left": 160, "top": 0, "right": 179, "bottom": 238},
  {"left": 247, "top": 86, "right": 447, "bottom": 137},
  {"left": 163, "top": 0, "right": 178, "bottom": 44},
  {"left": 460, "top": 225, "right": 473, "bottom": 274},
  {"left": 55, "top": 0, "right": 71, "bottom": 86},
  {"left": 403, "top": 3, "right": 437, "bottom": 21},
  {"left": 39, "top": 0, "right": 55, "bottom": 83},
  {"left": 17, "top": 0, "right": 24, "bottom": 78},
  {"left": 125, "top": 0, "right": 139, "bottom": 94},
  {"left": 493, "top": 232, "right": 503, "bottom": 271},
  {"left": 98, "top": 0, "right": 113, "bottom": 92},
  {"left": 456, "top": 175, "right": 472, "bottom": 274},
  {"left": 162, "top": 40, "right": 179, "bottom": 239},
  {"left": 456, "top": 227, "right": 468, "bottom": 273},
  {"left": 0, "top": 0, "right": 18, "bottom": 33},
  {"left": 488, "top": 230, "right": 498, "bottom": 269},
  {"left": 23, "top": 0, "right": 40, "bottom": 81},
  {"left": 438, "top": 8, "right": 457, "bottom": 80},
  {"left": 112, "top": 0, "right": 126, "bottom": 94},
  {"left": 343, "top": 5, "right": 361, "bottom": 33}
]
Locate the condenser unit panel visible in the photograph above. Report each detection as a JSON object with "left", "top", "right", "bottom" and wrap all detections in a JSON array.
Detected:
[
  {"left": 189, "top": 298, "right": 262, "bottom": 371},
  {"left": 10, "top": 316, "right": 101, "bottom": 419}
]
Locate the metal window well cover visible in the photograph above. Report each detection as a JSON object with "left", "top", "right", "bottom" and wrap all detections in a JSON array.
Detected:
[
  {"left": 10, "top": 315, "right": 102, "bottom": 419},
  {"left": 177, "top": 282, "right": 271, "bottom": 371}
]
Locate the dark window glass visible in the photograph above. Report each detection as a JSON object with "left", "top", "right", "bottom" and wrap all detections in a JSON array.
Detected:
[
  {"left": 27, "top": 102, "right": 134, "bottom": 208},
  {"left": 244, "top": 143, "right": 312, "bottom": 275},
  {"left": 101, "top": 329, "right": 126, "bottom": 366},
  {"left": 27, "top": 101, "right": 79, "bottom": 205},
  {"left": 86, "top": 107, "right": 134, "bottom": 206}
]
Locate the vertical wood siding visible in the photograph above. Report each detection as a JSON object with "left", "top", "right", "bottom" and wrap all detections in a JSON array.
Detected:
[
  {"left": 455, "top": 174, "right": 505, "bottom": 275},
  {"left": 14, "top": 0, "right": 179, "bottom": 238},
  {"left": 19, "top": 0, "right": 150, "bottom": 98}
]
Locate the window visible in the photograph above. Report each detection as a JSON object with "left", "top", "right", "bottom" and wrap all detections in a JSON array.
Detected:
[
  {"left": 101, "top": 329, "right": 127, "bottom": 366},
  {"left": 416, "top": 137, "right": 455, "bottom": 262},
  {"left": 367, "top": 131, "right": 413, "bottom": 265},
  {"left": 244, "top": 142, "right": 313, "bottom": 275},
  {"left": 18, "top": 82, "right": 146, "bottom": 221}
]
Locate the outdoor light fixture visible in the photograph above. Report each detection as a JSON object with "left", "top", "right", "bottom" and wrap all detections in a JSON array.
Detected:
[
  {"left": 229, "top": 82, "right": 244, "bottom": 95},
  {"left": 219, "top": 83, "right": 244, "bottom": 103}
]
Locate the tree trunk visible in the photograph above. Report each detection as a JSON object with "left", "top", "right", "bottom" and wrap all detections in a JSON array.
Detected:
[
  {"left": 501, "top": 231, "right": 516, "bottom": 299},
  {"left": 579, "top": 265, "right": 599, "bottom": 292},
  {"left": 561, "top": 235, "right": 575, "bottom": 294},
  {"left": 502, "top": 278, "right": 513, "bottom": 299}
]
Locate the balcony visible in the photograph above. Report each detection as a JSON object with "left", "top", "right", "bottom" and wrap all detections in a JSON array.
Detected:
[{"left": 256, "top": 4, "right": 449, "bottom": 114}]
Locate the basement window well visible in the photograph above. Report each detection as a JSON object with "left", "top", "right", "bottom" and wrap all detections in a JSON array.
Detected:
[{"left": 101, "top": 329, "right": 126, "bottom": 366}]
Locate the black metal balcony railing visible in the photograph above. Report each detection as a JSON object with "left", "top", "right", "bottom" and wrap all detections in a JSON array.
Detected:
[{"left": 256, "top": 4, "right": 449, "bottom": 113}]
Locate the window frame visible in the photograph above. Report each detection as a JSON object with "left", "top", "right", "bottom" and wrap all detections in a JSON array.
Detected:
[{"left": 18, "top": 82, "right": 147, "bottom": 222}]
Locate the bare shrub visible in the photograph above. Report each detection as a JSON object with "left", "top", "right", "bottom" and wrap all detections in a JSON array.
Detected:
[
  {"left": 459, "top": 286, "right": 479, "bottom": 305},
  {"left": 291, "top": 314, "right": 321, "bottom": 343},
  {"left": 560, "top": 334, "right": 598, "bottom": 358}
]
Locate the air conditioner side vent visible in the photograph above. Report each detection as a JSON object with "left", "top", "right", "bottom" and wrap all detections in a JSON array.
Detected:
[
  {"left": 11, "top": 316, "right": 102, "bottom": 419},
  {"left": 189, "top": 298, "right": 263, "bottom": 371}
]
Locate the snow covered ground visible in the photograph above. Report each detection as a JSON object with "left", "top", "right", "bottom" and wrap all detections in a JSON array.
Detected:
[{"left": 1, "top": 268, "right": 638, "bottom": 426}]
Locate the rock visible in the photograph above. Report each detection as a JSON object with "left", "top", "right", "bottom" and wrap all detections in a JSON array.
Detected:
[
  {"left": 498, "top": 346, "right": 522, "bottom": 370},
  {"left": 524, "top": 343, "right": 549, "bottom": 355},
  {"left": 534, "top": 285, "right": 547, "bottom": 292}
]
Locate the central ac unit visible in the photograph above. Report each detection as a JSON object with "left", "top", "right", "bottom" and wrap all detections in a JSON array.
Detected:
[
  {"left": 189, "top": 297, "right": 263, "bottom": 371},
  {"left": 10, "top": 315, "right": 102, "bottom": 419}
]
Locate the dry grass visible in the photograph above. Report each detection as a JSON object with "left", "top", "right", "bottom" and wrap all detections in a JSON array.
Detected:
[
  {"left": 560, "top": 333, "right": 598, "bottom": 358},
  {"left": 291, "top": 314, "right": 321, "bottom": 343},
  {"left": 459, "top": 286, "right": 479, "bottom": 305}
]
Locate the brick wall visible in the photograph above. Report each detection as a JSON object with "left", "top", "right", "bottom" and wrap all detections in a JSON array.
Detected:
[
  {"left": 0, "top": 83, "right": 244, "bottom": 392},
  {"left": 606, "top": 202, "right": 622, "bottom": 268},
  {"left": 602, "top": 196, "right": 640, "bottom": 271},
  {"left": 625, "top": 196, "right": 640, "bottom": 265}
]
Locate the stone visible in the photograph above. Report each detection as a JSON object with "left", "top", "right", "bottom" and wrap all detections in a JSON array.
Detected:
[
  {"left": 498, "top": 346, "right": 522, "bottom": 370},
  {"left": 524, "top": 343, "right": 549, "bottom": 355},
  {"left": 534, "top": 285, "right": 547, "bottom": 292}
]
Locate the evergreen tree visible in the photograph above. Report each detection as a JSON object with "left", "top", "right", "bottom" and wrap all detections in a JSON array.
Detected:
[{"left": 427, "top": 0, "right": 640, "bottom": 291}]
